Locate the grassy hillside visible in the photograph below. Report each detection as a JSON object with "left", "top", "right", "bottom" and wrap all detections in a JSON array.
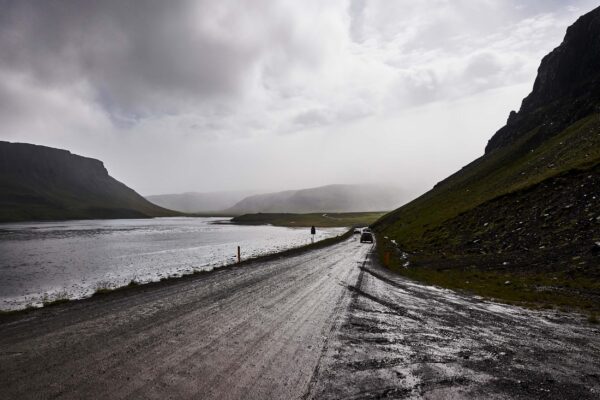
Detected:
[
  {"left": 375, "top": 112, "right": 600, "bottom": 314},
  {"left": 373, "top": 7, "right": 600, "bottom": 313},
  {"left": 231, "top": 212, "right": 386, "bottom": 228},
  {"left": 376, "top": 113, "right": 600, "bottom": 250}
]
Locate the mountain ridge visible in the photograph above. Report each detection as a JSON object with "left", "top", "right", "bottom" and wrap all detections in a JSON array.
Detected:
[
  {"left": 0, "top": 141, "right": 179, "bottom": 222},
  {"left": 226, "top": 183, "right": 407, "bottom": 214},
  {"left": 485, "top": 6, "right": 600, "bottom": 153},
  {"left": 146, "top": 191, "right": 254, "bottom": 214}
]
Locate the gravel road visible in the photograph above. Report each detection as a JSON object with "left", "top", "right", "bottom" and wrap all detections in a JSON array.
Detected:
[{"left": 1, "top": 237, "right": 599, "bottom": 399}]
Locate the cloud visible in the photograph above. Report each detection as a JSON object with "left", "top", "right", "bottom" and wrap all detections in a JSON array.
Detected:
[
  {"left": 0, "top": 1, "right": 271, "bottom": 118},
  {"left": 291, "top": 109, "right": 331, "bottom": 130},
  {"left": 0, "top": 0, "right": 598, "bottom": 195}
]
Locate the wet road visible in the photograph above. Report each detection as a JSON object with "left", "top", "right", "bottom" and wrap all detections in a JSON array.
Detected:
[{"left": 1, "top": 237, "right": 599, "bottom": 399}]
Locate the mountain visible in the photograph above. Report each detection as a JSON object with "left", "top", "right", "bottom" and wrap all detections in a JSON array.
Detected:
[
  {"left": 146, "top": 191, "right": 254, "bottom": 214},
  {"left": 0, "top": 141, "right": 179, "bottom": 222},
  {"left": 226, "top": 184, "right": 406, "bottom": 214},
  {"left": 374, "top": 7, "right": 600, "bottom": 310}
]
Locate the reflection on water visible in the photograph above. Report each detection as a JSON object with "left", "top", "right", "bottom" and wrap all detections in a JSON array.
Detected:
[{"left": 0, "top": 217, "right": 346, "bottom": 311}]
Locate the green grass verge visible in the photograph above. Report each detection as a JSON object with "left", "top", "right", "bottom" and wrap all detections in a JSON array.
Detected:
[
  {"left": 92, "top": 280, "right": 139, "bottom": 297},
  {"left": 231, "top": 212, "right": 387, "bottom": 227}
]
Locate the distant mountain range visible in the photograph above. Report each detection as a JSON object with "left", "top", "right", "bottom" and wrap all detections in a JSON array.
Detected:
[
  {"left": 146, "top": 191, "right": 254, "bottom": 214},
  {"left": 147, "top": 184, "right": 407, "bottom": 215},
  {"left": 224, "top": 184, "right": 406, "bottom": 214},
  {"left": 0, "top": 141, "right": 179, "bottom": 222},
  {"left": 0, "top": 141, "right": 407, "bottom": 222}
]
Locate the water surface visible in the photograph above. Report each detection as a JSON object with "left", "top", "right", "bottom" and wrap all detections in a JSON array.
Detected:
[{"left": 0, "top": 217, "right": 346, "bottom": 310}]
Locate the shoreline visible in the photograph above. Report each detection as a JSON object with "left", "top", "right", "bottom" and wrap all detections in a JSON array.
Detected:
[{"left": 0, "top": 228, "right": 353, "bottom": 319}]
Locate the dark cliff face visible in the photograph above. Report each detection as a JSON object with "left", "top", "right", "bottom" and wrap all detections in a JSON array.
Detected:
[
  {"left": 485, "top": 6, "right": 600, "bottom": 153},
  {"left": 0, "top": 141, "right": 177, "bottom": 222},
  {"left": 0, "top": 142, "right": 109, "bottom": 186}
]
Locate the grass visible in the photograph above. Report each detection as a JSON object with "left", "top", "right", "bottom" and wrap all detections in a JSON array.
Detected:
[
  {"left": 376, "top": 238, "right": 600, "bottom": 313},
  {"left": 231, "top": 212, "right": 387, "bottom": 227},
  {"left": 0, "top": 305, "right": 38, "bottom": 316},
  {"left": 370, "top": 112, "right": 600, "bottom": 314},
  {"left": 375, "top": 113, "right": 600, "bottom": 252},
  {"left": 43, "top": 297, "right": 71, "bottom": 307},
  {"left": 41, "top": 291, "right": 71, "bottom": 307},
  {"left": 92, "top": 288, "right": 114, "bottom": 296},
  {"left": 92, "top": 279, "right": 139, "bottom": 296}
]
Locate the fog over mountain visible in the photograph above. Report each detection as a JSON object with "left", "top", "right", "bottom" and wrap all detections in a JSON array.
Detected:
[
  {"left": 226, "top": 184, "right": 406, "bottom": 214},
  {"left": 147, "top": 191, "right": 254, "bottom": 214}
]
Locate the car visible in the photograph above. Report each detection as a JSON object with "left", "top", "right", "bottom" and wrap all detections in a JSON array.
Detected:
[
  {"left": 353, "top": 228, "right": 362, "bottom": 234},
  {"left": 360, "top": 231, "right": 373, "bottom": 243}
]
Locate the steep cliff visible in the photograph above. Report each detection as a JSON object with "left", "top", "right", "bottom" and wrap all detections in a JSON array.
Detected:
[
  {"left": 0, "top": 141, "right": 178, "bottom": 222},
  {"left": 486, "top": 6, "right": 600, "bottom": 153}
]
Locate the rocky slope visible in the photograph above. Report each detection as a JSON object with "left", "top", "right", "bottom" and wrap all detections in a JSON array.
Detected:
[
  {"left": 374, "top": 6, "right": 600, "bottom": 311},
  {"left": 486, "top": 7, "right": 600, "bottom": 153},
  {"left": 0, "top": 141, "right": 178, "bottom": 222},
  {"left": 226, "top": 184, "right": 406, "bottom": 214}
]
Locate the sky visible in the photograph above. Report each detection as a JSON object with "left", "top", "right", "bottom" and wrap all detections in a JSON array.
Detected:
[{"left": 0, "top": 0, "right": 598, "bottom": 198}]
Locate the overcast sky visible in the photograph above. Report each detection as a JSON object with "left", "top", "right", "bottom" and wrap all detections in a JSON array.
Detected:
[{"left": 0, "top": 1, "right": 597, "bottom": 198}]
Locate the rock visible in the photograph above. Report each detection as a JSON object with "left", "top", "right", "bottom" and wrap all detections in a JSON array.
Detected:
[{"left": 485, "top": 6, "right": 600, "bottom": 153}]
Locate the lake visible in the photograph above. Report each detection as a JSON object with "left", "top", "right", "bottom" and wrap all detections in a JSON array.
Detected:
[{"left": 0, "top": 217, "right": 346, "bottom": 311}]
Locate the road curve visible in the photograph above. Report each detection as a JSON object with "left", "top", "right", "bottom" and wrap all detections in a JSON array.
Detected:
[{"left": 1, "top": 236, "right": 599, "bottom": 399}]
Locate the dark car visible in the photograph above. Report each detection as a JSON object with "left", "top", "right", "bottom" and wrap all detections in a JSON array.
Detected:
[
  {"left": 360, "top": 231, "right": 373, "bottom": 243},
  {"left": 353, "top": 228, "right": 362, "bottom": 234}
]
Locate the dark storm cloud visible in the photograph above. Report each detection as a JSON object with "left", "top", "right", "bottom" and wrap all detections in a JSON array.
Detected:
[{"left": 0, "top": 0, "right": 265, "bottom": 120}]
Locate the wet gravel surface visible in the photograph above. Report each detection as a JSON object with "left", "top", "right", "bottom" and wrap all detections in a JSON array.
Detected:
[
  {"left": 1, "top": 237, "right": 599, "bottom": 399},
  {"left": 309, "top": 251, "right": 600, "bottom": 399},
  {"left": 0, "top": 237, "right": 367, "bottom": 399}
]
